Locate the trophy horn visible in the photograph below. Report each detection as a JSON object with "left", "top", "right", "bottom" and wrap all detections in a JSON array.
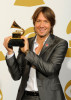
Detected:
[{"left": 11, "top": 21, "right": 25, "bottom": 33}]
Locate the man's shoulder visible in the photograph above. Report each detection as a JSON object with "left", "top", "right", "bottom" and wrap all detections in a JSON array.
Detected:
[{"left": 53, "top": 34, "right": 68, "bottom": 44}]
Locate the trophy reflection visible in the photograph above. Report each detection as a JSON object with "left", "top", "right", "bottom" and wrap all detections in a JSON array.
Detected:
[{"left": 8, "top": 21, "right": 25, "bottom": 48}]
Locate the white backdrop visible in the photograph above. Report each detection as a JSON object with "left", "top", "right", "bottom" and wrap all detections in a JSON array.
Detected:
[{"left": 0, "top": 0, "right": 71, "bottom": 100}]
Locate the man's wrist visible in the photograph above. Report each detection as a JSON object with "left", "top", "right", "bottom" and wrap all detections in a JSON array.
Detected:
[
  {"left": 8, "top": 51, "right": 14, "bottom": 55},
  {"left": 7, "top": 52, "right": 14, "bottom": 59}
]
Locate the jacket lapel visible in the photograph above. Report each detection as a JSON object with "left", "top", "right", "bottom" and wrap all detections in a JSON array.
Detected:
[
  {"left": 40, "top": 34, "right": 55, "bottom": 56},
  {"left": 29, "top": 36, "right": 36, "bottom": 51}
]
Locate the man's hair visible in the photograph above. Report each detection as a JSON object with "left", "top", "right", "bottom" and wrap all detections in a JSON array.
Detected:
[{"left": 32, "top": 6, "right": 56, "bottom": 34}]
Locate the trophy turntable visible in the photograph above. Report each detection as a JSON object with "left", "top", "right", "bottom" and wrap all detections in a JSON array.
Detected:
[{"left": 8, "top": 21, "right": 25, "bottom": 48}]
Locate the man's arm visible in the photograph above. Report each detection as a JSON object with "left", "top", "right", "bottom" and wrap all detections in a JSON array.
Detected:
[
  {"left": 4, "top": 36, "right": 29, "bottom": 80},
  {"left": 25, "top": 40, "right": 68, "bottom": 76},
  {"left": 6, "top": 48, "right": 26, "bottom": 80}
]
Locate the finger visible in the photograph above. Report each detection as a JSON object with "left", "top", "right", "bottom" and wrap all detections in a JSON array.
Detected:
[{"left": 3, "top": 36, "right": 11, "bottom": 48}]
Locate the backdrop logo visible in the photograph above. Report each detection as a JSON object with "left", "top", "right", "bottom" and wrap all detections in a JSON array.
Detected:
[
  {"left": 66, "top": 21, "right": 71, "bottom": 34},
  {"left": 66, "top": 21, "right": 71, "bottom": 57},
  {"left": 14, "top": 0, "right": 45, "bottom": 6},
  {"left": 0, "top": 89, "right": 3, "bottom": 100},
  {"left": 0, "top": 51, "right": 5, "bottom": 61},
  {"left": 23, "top": 27, "right": 35, "bottom": 38},
  {"left": 64, "top": 80, "right": 71, "bottom": 100}
]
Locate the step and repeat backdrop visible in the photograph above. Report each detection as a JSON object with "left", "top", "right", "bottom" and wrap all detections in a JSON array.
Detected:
[{"left": 0, "top": 0, "right": 71, "bottom": 100}]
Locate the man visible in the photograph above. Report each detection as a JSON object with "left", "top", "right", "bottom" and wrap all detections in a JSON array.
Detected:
[{"left": 3, "top": 6, "right": 68, "bottom": 100}]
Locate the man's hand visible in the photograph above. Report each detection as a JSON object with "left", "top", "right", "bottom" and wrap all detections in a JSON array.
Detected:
[
  {"left": 20, "top": 36, "right": 29, "bottom": 54},
  {"left": 3, "top": 36, "right": 13, "bottom": 55}
]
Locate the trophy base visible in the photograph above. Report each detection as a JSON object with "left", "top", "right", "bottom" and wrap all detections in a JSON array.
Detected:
[{"left": 8, "top": 39, "right": 24, "bottom": 48}]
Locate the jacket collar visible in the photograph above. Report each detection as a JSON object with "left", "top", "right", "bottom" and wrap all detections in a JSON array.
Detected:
[{"left": 29, "top": 34, "right": 55, "bottom": 55}]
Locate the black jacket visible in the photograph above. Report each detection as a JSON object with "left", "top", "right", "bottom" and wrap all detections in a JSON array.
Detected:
[{"left": 6, "top": 34, "right": 68, "bottom": 100}]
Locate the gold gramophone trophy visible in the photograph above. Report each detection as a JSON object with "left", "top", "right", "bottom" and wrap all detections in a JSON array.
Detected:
[{"left": 8, "top": 21, "right": 25, "bottom": 48}]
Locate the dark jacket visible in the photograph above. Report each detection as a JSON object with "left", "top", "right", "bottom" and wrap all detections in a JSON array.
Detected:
[{"left": 6, "top": 34, "right": 68, "bottom": 100}]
